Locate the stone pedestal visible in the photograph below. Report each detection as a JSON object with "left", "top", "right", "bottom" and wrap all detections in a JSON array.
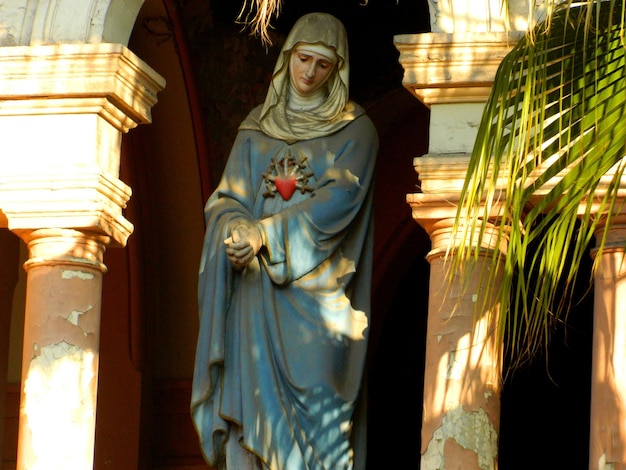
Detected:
[{"left": 0, "top": 43, "right": 165, "bottom": 469}]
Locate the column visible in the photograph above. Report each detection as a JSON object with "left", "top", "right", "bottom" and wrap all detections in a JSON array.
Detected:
[
  {"left": 424, "top": 221, "right": 504, "bottom": 468},
  {"left": 0, "top": 43, "right": 165, "bottom": 469},
  {"left": 589, "top": 216, "right": 626, "bottom": 469},
  {"left": 407, "top": 159, "right": 506, "bottom": 468},
  {"left": 396, "top": 28, "right": 519, "bottom": 467},
  {"left": 395, "top": 3, "right": 527, "bottom": 464},
  {"left": 17, "top": 229, "right": 109, "bottom": 469}
]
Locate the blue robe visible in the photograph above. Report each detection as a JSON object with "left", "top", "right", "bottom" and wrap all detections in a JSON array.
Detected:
[{"left": 191, "top": 104, "right": 378, "bottom": 469}]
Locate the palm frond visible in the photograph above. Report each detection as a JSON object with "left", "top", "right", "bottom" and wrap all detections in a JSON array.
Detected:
[
  {"left": 451, "top": 0, "right": 626, "bottom": 369},
  {"left": 236, "top": 0, "right": 282, "bottom": 46}
]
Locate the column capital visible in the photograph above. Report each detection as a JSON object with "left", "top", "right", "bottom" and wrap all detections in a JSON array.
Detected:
[
  {"left": 407, "top": 153, "right": 505, "bottom": 240},
  {"left": 590, "top": 215, "right": 626, "bottom": 259},
  {"left": 20, "top": 228, "right": 110, "bottom": 273},
  {"left": 0, "top": 43, "right": 165, "bottom": 247}
]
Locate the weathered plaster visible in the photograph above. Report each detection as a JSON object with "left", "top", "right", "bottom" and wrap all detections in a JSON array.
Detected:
[
  {"left": 598, "top": 453, "right": 616, "bottom": 470},
  {"left": 66, "top": 306, "right": 94, "bottom": 335},
  {"left": 422, "top": 406, "right": 498, "bottom": 470},
  {"left": 429, "top": 103, "right": 485, "bottom": 154},
  {"left": 61, "top": 269, "right": 95, "bottom": 281},
  {"left": 21, "top": 341, "right": 97, "bottom": 470}
]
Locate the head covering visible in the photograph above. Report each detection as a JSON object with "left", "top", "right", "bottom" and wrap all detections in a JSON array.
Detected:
[
  {"left": 294, "top": 43, "right": 337, "bottom": 62},
  {"left": 240, "top": 12, "right": 364, "bottom": 142}
]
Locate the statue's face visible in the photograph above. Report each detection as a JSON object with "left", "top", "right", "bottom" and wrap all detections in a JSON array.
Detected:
[{"left": 289, "top": 46, "right": 335, "bottom": 96}]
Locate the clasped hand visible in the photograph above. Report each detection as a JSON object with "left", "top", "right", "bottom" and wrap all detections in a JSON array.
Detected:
[{"left": 224, "top": 221, "right": 263, "bottom": 269}]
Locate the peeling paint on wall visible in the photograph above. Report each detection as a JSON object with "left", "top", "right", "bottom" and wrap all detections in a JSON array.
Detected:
[
  {"left": 21, "top": 341, "right": 97, "bottom": 469},
  {"left": 422, "top": 406, "right": 498, "bottom": 470},
  {"left": 598, "top": 453, "right": 616, "bottom": 470},
  {"left": 61, "top": 269, "right": 94, "bottom": 280},
  {"left": 447, "top": 350, "right": 463, "bottom": 380},
  {"left": 67, "top": 305, "right": 93, "bottom": 328}
]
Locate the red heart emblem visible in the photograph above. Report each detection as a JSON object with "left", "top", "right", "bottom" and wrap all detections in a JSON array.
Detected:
[{"left": 275, "top": 176, "right": 297, "bottom": 200}]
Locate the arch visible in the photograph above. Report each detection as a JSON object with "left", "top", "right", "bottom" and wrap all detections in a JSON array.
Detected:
[{"left": 0, "top": 0, "right": 144, "bottom": 46}]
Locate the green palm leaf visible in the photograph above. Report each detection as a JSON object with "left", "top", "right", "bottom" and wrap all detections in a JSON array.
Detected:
[{"left": 452, "top": 0, "right": 626, "bottom": 368}]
